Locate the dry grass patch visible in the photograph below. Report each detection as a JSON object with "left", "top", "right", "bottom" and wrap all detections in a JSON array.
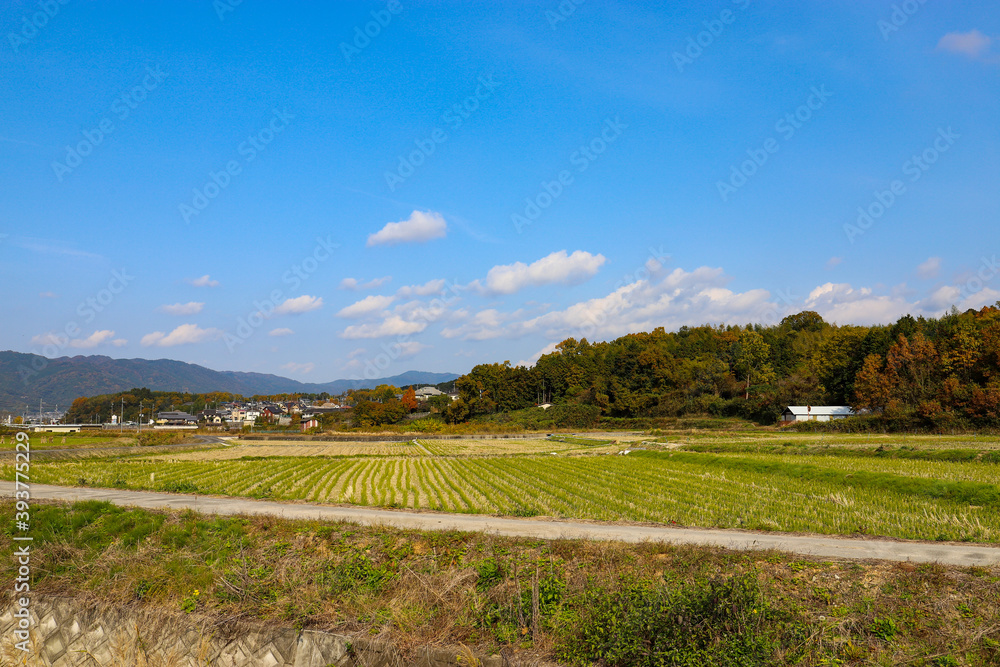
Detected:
[{"left": 4, "top": 500, "right": 1000, "bottom": 665}]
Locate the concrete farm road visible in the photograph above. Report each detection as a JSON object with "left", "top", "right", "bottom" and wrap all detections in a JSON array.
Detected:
[{"left": 4, "top": 482, "right": 999, "bottom": 567}]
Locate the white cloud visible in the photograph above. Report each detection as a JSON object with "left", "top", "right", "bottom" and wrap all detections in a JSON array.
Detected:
[
  {"left": 342, "top": 315, "right": 428, "bottom": 339},
  {"left": 336, "top": 295, "right": 396, "bottom": 318},
  {"left": 805, "top": 282, "right": 912, "bottom": 324},
  {"left": 274, "top": 295, "right": 323, "bottom": 315},
  {"left": 514, "top": 341, "right": 559, "bottom": 368},
  {"left": 280, "top": 362, "right": 315, "bottom": 374},
  {"left": 31, "top": 330, "right": 123, "bottom": 349},
  {"left": 30, "top": 333, "right": 62, "bottom": 347},
  {"left": 937, "top": 29, "right": 993, "bottom": 59},
  {"left": 141, "top": 323, "right": 223, "bottom": 347},
  {"left": 188, "top": 275, "right": 219, "bottom": 287},
  {"left": 920, "top": 285, "right": 961, "bottom": 311},
  {"left": 825, "top": 257, "right": 843, "bottom": 270},
  {"left": 269, "top": 328, "right": 294, "bottom": 337},
  {"left": 70, "top": 330, "right": 119, "bottom": 349},
  {"left": 340, "top": 276, "right": 392, "bottom": 290},
  {"left": 397, "top": 278, "right": 446, "bottom": 298},
  {"left": 477, "top": 250, "right": 606, "bottom": 295},
  {"left": 38, "top": 291, "right": 57, "bottom": 299},
  {"left": 917, "top": 257, "right": 942, "bottom": 279},
  {"left": 158, "top": 301, "right": 204, "bottom": 316},
  {"left": 367, "top": 210, "right": 447, "bottom": 247}
]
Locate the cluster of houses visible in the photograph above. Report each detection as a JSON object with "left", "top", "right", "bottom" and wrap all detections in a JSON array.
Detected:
[
  {"left": 155, "top": 387, "right": 458, "bottom": 431},
  {"left": 155, "top": 398, "right": 345, "bottom": 431}
]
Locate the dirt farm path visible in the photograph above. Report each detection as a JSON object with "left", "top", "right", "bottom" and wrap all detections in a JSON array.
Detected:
[{"left": 4, "top": 482, "right": 999, "bottom": 567}]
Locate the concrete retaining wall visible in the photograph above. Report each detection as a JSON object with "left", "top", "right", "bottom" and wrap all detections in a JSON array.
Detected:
[{"left": 0, "top": 597, "right": 503, "bottom": 667}]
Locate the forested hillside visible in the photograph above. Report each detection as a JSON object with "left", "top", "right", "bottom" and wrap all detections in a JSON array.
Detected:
[
  {"left": 0, "top": 351, "right": 457, "bottom": 413},
  {"left": 445, "top": 307, "right": 1000, "bottom": 428}
]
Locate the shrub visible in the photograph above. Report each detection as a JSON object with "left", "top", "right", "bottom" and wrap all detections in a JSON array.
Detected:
[{"left": 555, "top": 573, "right": 800, "bottom": 666}]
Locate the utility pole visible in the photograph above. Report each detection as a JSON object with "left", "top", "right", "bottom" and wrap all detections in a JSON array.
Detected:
[
  {"left": 138, "top": 401, "right": 143, "bottom": 435},
  {"left": 120, "top": 396, "right": 124, "bottom": 433}
]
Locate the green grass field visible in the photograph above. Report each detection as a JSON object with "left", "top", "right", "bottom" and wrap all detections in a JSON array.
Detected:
[
  {"left": 0, "top": 429, "right": 190, "bottom": 451},
  {"left": 13, "top": 434, "right": 1000, "bottom": 543}
]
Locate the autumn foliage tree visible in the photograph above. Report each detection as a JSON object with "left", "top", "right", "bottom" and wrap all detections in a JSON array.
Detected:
[{"left": 401, "top": 387, "right": 418, "bottom": 412}]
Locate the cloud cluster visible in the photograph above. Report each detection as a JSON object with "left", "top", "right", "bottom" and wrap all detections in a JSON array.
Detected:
[
  {"left": 447, "top": 266, "right": 774, "bottom": 341},
  {"left": 31, "top": 330, "right": 127, "bottom": 349}
]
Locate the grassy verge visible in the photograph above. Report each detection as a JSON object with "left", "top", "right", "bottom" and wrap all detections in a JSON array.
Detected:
[
  {"left": 680, "top": 441, "right": 1000, "bottom": 462},
  {"left": 0, "top": 430, "right": 191, "bottom": 451},
  {"left": 2, "top": 500, "right": 998, "bottom": 666},
  {"left": 659, "top": 431, "right": 1000, "bottom": 449}
]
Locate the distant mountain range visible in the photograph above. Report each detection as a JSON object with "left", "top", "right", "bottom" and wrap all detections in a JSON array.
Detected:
[{"left": 0, "top": 351, "right": 460, "bottom": 414}]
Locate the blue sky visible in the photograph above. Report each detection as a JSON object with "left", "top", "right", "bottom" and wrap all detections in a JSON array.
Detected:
[{"left": 1, "top": 1, "right": 998, "bottom": 381}]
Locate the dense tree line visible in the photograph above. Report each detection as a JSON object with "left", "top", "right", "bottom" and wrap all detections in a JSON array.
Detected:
[
  {"left": 65, "top": 389, "right": 240, "bottom": 423},
  {"left": 445, "top": 306, "right": 1000, "bottom": 428}
]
